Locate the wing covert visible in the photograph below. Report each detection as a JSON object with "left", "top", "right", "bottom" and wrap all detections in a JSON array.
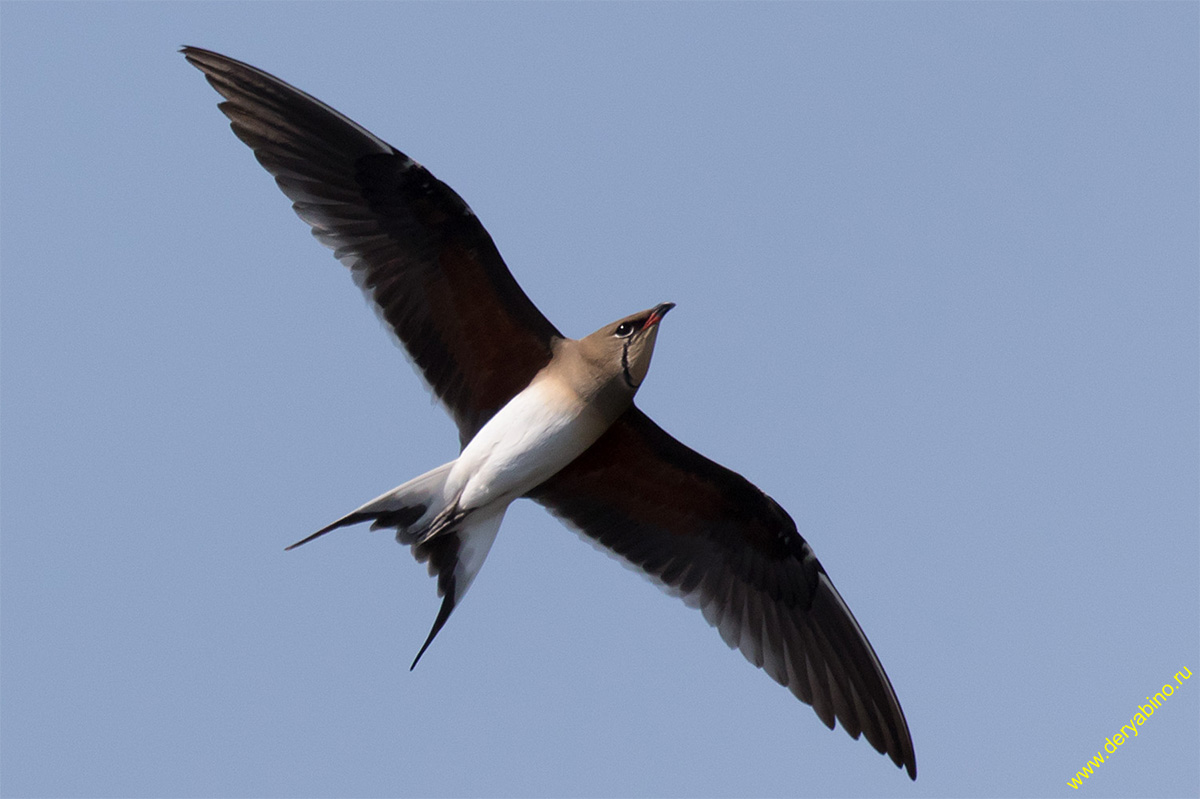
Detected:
[
  {"left": 528, "top": 406, "right": 917, "bottom": 780},
  {"left": 184, "top": 46, "right": 562, "bottom": 443}
]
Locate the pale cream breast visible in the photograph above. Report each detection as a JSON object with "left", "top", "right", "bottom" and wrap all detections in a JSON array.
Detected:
[{"left": 451, "top": 376, "right": 617, "bottom": 512}]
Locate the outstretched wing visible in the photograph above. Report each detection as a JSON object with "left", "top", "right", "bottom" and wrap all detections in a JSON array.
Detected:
[
  {"left": 183, "top": 47, "right": 562, "bottom": 444},
  {"left": 528, "top": 406, "right": 917, "bottom": 780}
]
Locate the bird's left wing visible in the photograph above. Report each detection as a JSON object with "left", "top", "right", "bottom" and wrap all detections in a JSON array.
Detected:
[
  {"left": 527, "top": 406, "right": 917, "bottom": 780},
  {"left": 183, "top": 47, "right": 562, "bottom": 444}
]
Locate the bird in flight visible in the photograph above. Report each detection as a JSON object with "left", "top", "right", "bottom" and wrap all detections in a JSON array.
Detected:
[{"left": 183, "top": 46, "right": 916, "bottom": 780}]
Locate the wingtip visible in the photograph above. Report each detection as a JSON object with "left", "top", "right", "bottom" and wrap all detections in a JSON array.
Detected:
[{"left": 179, "top": 44, "right": 207, "bottom": 62}]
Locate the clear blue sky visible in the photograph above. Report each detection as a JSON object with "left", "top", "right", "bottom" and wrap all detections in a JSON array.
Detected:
[{"left": 2, "top": 4, "right": 1197, "bottom": 797}]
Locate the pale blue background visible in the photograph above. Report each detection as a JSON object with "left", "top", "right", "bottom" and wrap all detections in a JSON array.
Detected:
[{"left": 2, "top": 3, "right": 1197, "bottom": 797}]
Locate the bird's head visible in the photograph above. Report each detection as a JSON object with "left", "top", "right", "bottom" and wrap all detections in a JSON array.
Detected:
[{"left": 576, "top": 302, "right": 675, "bottom": 395}]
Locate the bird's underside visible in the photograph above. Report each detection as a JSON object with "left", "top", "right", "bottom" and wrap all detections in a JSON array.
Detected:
[{"left": 184, "top": 45, "right": 917, "bottom": 780}]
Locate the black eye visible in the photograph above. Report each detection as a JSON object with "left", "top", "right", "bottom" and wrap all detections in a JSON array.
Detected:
[{"left": 614, "top": 321, "right": 637, "bottom": 338}]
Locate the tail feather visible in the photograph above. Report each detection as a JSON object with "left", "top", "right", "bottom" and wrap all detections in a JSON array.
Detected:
[
  {"left": 408, "top": 508, "right": 504, "bottom": 668},
  {"left": 411, "top": 601, "right": 454, "bottom": 670},
  {"left": 286, "top": 459, "right": 506, "bottom": 667},
  {"left": 285, "top": 462, "right": 454, "bottom": 550},
  {"left": 284, "top": 511, "right": 376, "bottom": 550}
]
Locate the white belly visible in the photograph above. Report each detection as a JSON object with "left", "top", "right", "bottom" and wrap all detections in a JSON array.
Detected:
[{"left": 448, "top": 379, "right": 610, "bottom": 511}]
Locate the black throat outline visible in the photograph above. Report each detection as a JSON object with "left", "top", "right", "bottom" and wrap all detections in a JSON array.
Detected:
[{"left": 621, "top": 339, "right": 638, "bottom": 389}]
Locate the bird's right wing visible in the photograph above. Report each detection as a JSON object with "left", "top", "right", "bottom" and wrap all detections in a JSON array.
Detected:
[
  {"left": 184, "top": 47, "right": 562, "bottom": 444},
  {"left": 528, "top": 406, "right": 917, "bottom": 779}
]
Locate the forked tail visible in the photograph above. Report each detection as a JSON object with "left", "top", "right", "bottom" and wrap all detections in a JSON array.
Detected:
[
  {"left": 285, "top": 462, "right": 455, "bottom": 550},
  {"left": 285, "top": 460, "right": 505, "bottom": 668}
]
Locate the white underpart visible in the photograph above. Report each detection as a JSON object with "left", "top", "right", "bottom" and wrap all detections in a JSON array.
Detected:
[
  {"left": 448, "top": 376, "right": 609, "bottom": 512},
  {"left": 330, "top": 374, "right": 611, "bottom": 612},
  {"left": 336, "top": 375, "right": 605, "bottom": 526},
  {"left": 452, "top": 507, "right": 504, "bottom": 598}
]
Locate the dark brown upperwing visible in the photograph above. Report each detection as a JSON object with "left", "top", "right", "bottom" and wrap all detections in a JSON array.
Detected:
[
  {"left": 183, "top": 47, "right": 562, "bottom": 443},
  {"left": 528, "top": 406, "right": 917, "bottom": 780}
]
